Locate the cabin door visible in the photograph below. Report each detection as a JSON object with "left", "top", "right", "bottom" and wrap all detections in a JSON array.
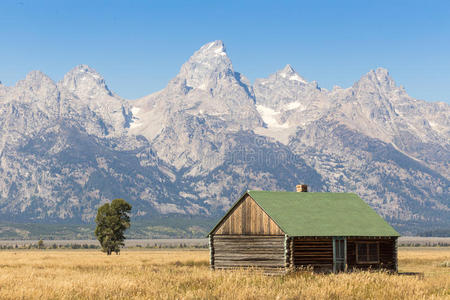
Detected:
[{"left": 333, "top": 237, "right": 347, "bottom": 273}]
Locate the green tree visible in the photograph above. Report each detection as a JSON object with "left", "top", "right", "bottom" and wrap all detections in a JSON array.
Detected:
[
  {"left": 94, "top": 198, "right": 132, "bottom": 255},
  {"left": 37, "top": 239, "right": 44, "bottom": 249}
]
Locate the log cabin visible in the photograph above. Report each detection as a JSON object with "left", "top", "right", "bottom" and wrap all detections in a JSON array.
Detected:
[{"left": 208, "top": 185, "right": 400, "bottom": 274}]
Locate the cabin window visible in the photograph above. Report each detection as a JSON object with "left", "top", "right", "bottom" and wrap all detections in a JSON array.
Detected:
[{"left": 356, "top": 242, "right": 379, "bottom": 263}]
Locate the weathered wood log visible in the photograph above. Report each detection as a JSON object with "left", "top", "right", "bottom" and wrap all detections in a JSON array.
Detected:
[
  {"left": 209, "top": 234, "right": 214, "bottom": 270},
  {"left": 214, "top": 242, "right": 284, "bottom": 245},
  {"left": 214, "top": 243, "right": 285, "bottom": 247},
  {"left": 296, "top": 264, "right": 333, "bottom": 266},
  {"left": 214, "top": 260, "right": 286, "bottom": 265},
  {"left": 211, "top": 234, "right": 286, "bottom": 271},
  {"left": 215, "top": 262, "right": 286, "bottom": 266},
  {"left": 215, "top": 252, "right": 285, "bottom": 257},
  {"left": 214, "top": 256, "right": 286, "bottom": 261},
  {"left": 214, "top": 240, "right": 284, "bottom": 244},
  {"left": 215, "top": 234, "right": 285, "bottom": 238},
  {"left": 214, "top": 254, "right": 284, "bottom": 261},
  {"left": 284, "top": 235, "right": 290, "bottom": 269}
]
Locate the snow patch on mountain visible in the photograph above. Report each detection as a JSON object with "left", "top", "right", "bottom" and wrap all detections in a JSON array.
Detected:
[
  {"left": 256, "top": 105, "right": 289, "bottom": 128},
  {"left": 129, "top": 107, "right": 142, "bottom": 129},
  {"left": 285, "top": 101, "right": 304, "bottom": 110}
]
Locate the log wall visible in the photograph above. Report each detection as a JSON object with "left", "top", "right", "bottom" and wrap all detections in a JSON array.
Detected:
[
  {"left": 210, "top": 236, "right": 398, "bottom": 273},
  {"left": 292, "top": 237, "right": 333, "bottom": 272},
  {"left": 211, "top": 235, "right": 286, "bottom": 272},
  {"left": 347, "top": 237, "right": 397, "bottom": 271},
  {"left": 213, "top": 195, "right": 284, "bottom": 235}
]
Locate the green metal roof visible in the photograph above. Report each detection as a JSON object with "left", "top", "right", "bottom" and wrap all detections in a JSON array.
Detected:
[{"left": 211, "top": 191, "right": 400, "bottom": 237}]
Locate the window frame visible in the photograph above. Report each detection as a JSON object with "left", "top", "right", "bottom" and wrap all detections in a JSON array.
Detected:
[{"left": 355, "top": 241, "right": 380, "bottom": 264}]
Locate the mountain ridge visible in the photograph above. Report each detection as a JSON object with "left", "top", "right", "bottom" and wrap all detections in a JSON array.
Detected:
[{"left": 0, "top": 40, "right": 448, "bottom": 234}]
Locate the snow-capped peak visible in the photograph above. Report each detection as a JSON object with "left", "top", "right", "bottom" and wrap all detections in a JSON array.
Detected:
[
  {"left": 62, "top": 65, "right": 104, "bottom": 83},
  {"left": 201, "top": 40, "right": 227, "bottom": 57},
  {"left": 174, "top": 40, "right": 235, "bottom": 91},
  {"left": 280, "top": 64, "right": 295, "bottom": 75},
  {"left": 277, "top": 64, "right": 307, "bottom": 83}
]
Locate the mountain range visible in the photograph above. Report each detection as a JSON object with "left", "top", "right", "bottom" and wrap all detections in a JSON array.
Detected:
[{"left": 0, "top": 40, "right": 448, "bottom": 234}]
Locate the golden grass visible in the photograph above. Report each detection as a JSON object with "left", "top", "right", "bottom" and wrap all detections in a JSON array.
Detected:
[{"left": 0, "top": 247, "right": 448, "bottom": 299}]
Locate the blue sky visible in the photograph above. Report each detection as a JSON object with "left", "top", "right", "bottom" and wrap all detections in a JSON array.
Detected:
[{"left": 1, "top": 0, "right": 449, "bottom": 102}]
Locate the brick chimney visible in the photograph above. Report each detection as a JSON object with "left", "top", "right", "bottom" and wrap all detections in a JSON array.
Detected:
[{"left": 296, "top": 184, "right": 308, "bottom": 192}]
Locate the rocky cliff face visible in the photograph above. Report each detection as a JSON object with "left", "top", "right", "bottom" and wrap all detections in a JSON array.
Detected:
[{"left": 0, "top": 41, "right": 448, "bottom": 231}]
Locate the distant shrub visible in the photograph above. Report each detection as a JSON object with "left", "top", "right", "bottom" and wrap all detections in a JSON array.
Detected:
[{"left": 440, "top": 261, "right": 450, "bottom": 267}]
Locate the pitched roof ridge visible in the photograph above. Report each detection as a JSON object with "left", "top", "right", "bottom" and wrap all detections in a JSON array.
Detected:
[
  {"left": 247, "top": 191, "right": 399, "bottom": 237},
  {"left": 209, "top": 190, "right": 400, "bottom": 237}
]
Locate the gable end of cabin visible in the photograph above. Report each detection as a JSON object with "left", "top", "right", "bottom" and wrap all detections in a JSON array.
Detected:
[
  {"left": 211, "top": 193, "right": 285, "bottom": 236},
  {"left": 209, "top": 193, "right": 288, "bottom": 273}
]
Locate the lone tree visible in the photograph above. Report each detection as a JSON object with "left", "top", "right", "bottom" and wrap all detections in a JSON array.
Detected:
[{"left": 95, "top": 198, "right": 132, "bottom": 255}]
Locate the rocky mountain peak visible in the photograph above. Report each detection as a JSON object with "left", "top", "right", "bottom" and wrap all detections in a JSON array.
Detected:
[
  {"left": 18, "top": 70, "right": 55, "bottom": 88},
  {"left": 276, "top": 64, "right": 307, "bottom": 83},
  {"left": 354, "top": 67, "right": 397, "bottom": 93},
  {"left": 59, "top": 64, "right": 112, "bottom": 98},
  {"left": 175, "top": 40, "right": 235, "bottom": 91},
  {"left": 198, "top": 40, "right": 227, "bottom": 57},
  {"left": 281, "top": 64, "right": 295, "bottom": 73},
  {"left": 374, "top": 67, "right": 389, "bottom": 78},
  {"left": 14, "top": 70, "right": 58, "bottom": 99}
]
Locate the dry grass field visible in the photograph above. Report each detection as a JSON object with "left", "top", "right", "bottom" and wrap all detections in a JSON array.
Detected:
[{"left": 0, "top": 248, "right": 448, "bottom": 299}]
